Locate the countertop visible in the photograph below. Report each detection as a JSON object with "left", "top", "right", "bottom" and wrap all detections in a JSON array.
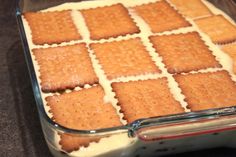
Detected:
[{"left": 1, "top": 0, "right": 236, "bottom": 157}]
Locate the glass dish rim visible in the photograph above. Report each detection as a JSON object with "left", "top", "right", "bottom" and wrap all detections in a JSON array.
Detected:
[{"left": 15, "top": 0, "right": 236, "bottom": 136}]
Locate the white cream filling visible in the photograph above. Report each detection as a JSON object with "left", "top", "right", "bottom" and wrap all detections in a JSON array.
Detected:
[{"left": 53, "top": 132, "right": 134, "bottom": 157}]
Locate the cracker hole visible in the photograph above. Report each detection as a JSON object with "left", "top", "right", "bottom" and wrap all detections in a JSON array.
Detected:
[{"left": 186, "top": 105, "right": 191, "bottom": 109}]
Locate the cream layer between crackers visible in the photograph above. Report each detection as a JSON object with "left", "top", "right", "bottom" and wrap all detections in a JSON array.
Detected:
[{"left": 22, "top": 0, "right": 236, "bottom": 156}]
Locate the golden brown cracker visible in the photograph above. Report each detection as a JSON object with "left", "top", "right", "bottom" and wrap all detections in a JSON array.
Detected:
[
  {"left": 221, "top": 43, "right": 236, "bottom": 74},
  {"left": 169, "top": 0, "right": 212, "bottom": 18},
  {"left": 194, "top": 15, "right": 236, "bottom": 44},
  {"left": 33, "top": 44, "right": 98, "bottom": 92},
  {"left": 174, "top": 70, "right": 236, "bottom": 111},
  {"left": 59, "top": 134, "right": 99, "bottom": 153},
  {"left": 221, "top": 43, "right": 236, "bottom": 59},
  {"left": 80, "top": 4, "right": 140, "bottom": 40},
  {"left": 150, "top": 32, "right": 221, "bottom": 74},
  {"left": 24, "top": 10, "right": 81, "bottom": 45},
  {"left": 112, "top": 78, "right": 184, "bottom": 123},
  {"left": 90, "top": 38, "right": 160, "bottom": 79},
  {"left": 133, "top": 0, "right": 191, "bottom": 33},
  {"left": 46, "top": 86, "right": 122, "bottom": 152}
]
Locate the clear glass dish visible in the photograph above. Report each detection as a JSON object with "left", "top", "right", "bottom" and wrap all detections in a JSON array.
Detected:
[{"left": 15, "top": 0, "right": 236, "bottom": 156}]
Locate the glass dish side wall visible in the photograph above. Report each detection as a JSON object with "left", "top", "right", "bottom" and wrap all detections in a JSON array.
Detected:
[{"left": 41, "top": 110, "right": 236, "bottom": 157}]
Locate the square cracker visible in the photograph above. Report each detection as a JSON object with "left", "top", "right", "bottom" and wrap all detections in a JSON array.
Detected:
[
  {"left": 112, "top": 78, "right": 184, "bottom": 123},
  {"left": 133, "top": 0, "right": 191, "bottom": 33},
  {"left": 90, "top": 38, "right": 160, "bottom": 79},
  {"left": 222, "top": 43, "right": 236, "bottom": 59},
  {"left": 194, "top": 15, "right": 236, "bottom": 44},
  {"left": 80, "top": 4, "right": 140, "bottom": 40},
  {"left": 46, "top": 85, "right": 122, "bottom": 152},
  {"left": 24, "top": 10, "right": 81, "bottom": 45},
  {"left": 149, "top": 32, "right": 221, "bottom": 74},
  {"left": 174, "top": 70, "right": 236, "bottom": 111},
  {"left": 33, "top": 43, "right": 98, "bottom": 92},
  {"left": 169, "top": 0, "right": 212, "bottom": 18},
  {"left": 221, "top": 43, "right": 236, "bottom": 74}
]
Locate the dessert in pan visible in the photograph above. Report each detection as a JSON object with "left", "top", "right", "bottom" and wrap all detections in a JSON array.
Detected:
[{"left": 22, "top": 0, "right": 236, "bottom": 154}]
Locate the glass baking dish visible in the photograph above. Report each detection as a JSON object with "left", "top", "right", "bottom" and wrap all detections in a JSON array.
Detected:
[{"left": 15, "top": 0, "right": 236, "bottom": 156}]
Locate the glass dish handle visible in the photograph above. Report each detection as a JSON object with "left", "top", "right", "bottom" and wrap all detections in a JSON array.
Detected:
[{"left": 134, "top": 115, "right": 236, "bottom": 141}]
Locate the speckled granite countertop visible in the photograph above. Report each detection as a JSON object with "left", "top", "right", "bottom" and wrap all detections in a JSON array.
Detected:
[{"left": 1, "top": 0, "right": 236, "bottom": 157}]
